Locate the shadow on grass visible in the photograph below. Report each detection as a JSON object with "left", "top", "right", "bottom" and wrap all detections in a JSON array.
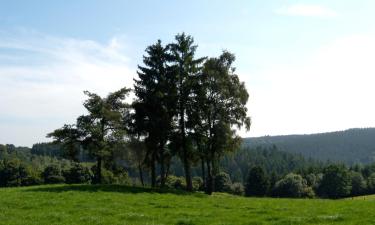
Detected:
[{"left": 24, "top": 184, "right": 203, "bottom": 196}]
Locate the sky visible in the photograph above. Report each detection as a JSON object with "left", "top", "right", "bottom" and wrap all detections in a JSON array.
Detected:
[{"left": 1, "top": 0, "right": 375, "bottom": 146}]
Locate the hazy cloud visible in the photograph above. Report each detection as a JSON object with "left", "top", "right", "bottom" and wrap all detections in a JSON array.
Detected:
[{"left": 0, "top": 29, "right": 135, "bottom": 146}]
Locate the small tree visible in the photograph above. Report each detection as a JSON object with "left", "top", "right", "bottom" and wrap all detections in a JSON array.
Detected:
[
  {"left": 245, "top": 166, "right": 269, "bottom": 197},
  {"left": 318, "top": 165, "right": 351, "bottom": 199},
  {"left": 350, "top": 171, "right": 367, "bottom": 196}
]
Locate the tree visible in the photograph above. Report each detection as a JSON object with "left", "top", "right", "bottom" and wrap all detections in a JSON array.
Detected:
[
  {"left": 350, "top": 171, "right": 367, "bottom": 196},
  {"left": 133, "top": 40, "right": 176, "bottom": 187},
  {"left": 49, "top": 88, "right": 131, "bottom": 184},
  {"left": 191, "top": 51, "right": 251, "bottom": 194},
  {"left": 169, "top": 33, "right": 206, "bottom": 191},
  {"left": 318, "top": 165, "right": 351, "bottom": 199},
  {"left": 245, "top": 166, "right": 269, "bottom": 196},
  {"left": 367, "top": 172, "right": 375, "bottom": 194}
]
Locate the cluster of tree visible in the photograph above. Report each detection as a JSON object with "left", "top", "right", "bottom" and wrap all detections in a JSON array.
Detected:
[
  {"left": 47, "top": 33, "right": 250, "bottom": 194},
  {"left": 0, "top": 158, "right": 130, "bottom": 187},
  {"left": 244, "top": 128, "right": 375, "bottom": 164},
  {"left": 243, "top": 163, "right": 375, "bottom": 199}
]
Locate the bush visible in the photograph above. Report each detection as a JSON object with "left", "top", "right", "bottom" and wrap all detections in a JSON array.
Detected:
[
  {"left": 245, "top": 166, "right": 269, "bottom": 197},
  {"left": 272, "top": 173, "right": 314, "bottom": 198},
  {"left": 230, "top": 182, "right": 245, "bottom": 196},
  {"left": 214, "top": 172, "right": 232, "bottom": 192},
  {"left": 165, "top": 175, "right": 186, "bottom": 190},
  {"left": 63, "top": 163, "right": 92, "bottom": 184},
  {"left": 42, "top": 164, "right": 65, "bottom": 184},
  {"left": 192, "top": 176, "right": 204, "bottom": 191},
  {"left": 96, "top": 166, "right": 130, "bottom": 185},
  {"left": 0, "top": 159, "right": 38, "bottom": 187}
]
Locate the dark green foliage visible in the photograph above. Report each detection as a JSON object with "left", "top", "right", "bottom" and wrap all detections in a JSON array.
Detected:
[
  {"left": 133, "top": 40, "right": 175, "bottom": 187},
  {"left": 31, "top": 143, "right": 62, "bottom": 158},
  {"left": 350, "top": 172, "right": 367, "bottom": 196},
  {"left": 63, "top": 163, "right": 92, "bottom": 184},
  {"left": 245, "top": 166, "right": 269, "bottom": 196},
  {"left": 168, "top": 33, "right": 206, "bottom": 191},
  {"left": 272, "top": 173, "right": 314, "bottom": 198},
  {"left": 214, "top": 172, "right": 232, "bottom": 192},
  {"left": 0, "top": 159, "right": 38, "bottom": 187},
  {"left": 42, "top": 165, "right": 65, "bottom": 184},
  {"left": 367, "top": 173, "right": 375, "bottom": 193},
  {"left": 318, "top": 165, "right": 352, "bottom": 198}
]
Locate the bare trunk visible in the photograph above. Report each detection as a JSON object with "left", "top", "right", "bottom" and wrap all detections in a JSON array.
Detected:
[
  {"left": 151, "top": 152, "right": 156, "bottom": 187},
  {"left": 138, "top": 162, "right": 144, "bottom": 186},
  {"left": 205, "top": 159, "right": 213, "bottom": 195}
]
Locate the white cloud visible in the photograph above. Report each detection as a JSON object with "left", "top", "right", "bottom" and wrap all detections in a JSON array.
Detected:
[
  {"left": 0, "top": 29, "right": 136, "bottom": 146},
  {"left": 275, "top": 4, "right": 338, "bottom": 18},
  {"left": 243, "top": 34, "right": 375, "bottom": 137}
]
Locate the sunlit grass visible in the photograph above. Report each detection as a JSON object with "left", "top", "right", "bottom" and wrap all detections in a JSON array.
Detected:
[{"left": 0, "top": 184, "right": 374, "bottom": 224}]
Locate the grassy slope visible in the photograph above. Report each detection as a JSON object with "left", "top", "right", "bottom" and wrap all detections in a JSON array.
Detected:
[{"left": 0, "top": 185, "right": 375, "bottom": 225}]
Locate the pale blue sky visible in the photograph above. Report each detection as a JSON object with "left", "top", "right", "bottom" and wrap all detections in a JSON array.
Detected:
[{"left": 1, "top": 1, "right": 375, "bottom": 146}]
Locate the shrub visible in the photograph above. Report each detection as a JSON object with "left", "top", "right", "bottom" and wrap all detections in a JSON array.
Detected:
[
  {"left": 63, "top": 163, "right": 92, "bottom": 184},
  {"left": 272, "top": 173, "right": 314, "bottom": 198},
  {"left": 230, "top": 182, "right": 245, "bottom": 196},
  {"left": 42, "top": 164, "right": 65, "bottom": 184},
  {"left": 192, "top": 176, "right": 204, "bottom": 191},
  {"left": 0, "top": 159, "right": 37, "bottom": 187},
  {"left": 165, "top": 175, "right": 186, "bottom": 190}
]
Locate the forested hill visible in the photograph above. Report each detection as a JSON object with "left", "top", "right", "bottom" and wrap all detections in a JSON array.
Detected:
[{"left": 243, "top": 128, "right": 375, "bottom": 165}]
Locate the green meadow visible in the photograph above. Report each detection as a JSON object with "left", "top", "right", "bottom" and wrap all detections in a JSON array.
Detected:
[{"left": 0, "top": 184, "right": 374, "bottom": 225}]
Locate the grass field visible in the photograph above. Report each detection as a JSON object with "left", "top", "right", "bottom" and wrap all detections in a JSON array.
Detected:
[{"left": 0, "top": 185, "right": 375, "bottom": 225}]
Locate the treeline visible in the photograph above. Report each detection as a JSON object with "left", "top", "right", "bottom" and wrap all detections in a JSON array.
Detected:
[
  {"left": 243, "top": 162, "right": 375, "bottom": 199},
  {"left": 46, "top": 33, "right": 250, "bottom": 194},
  {"left": 244, "top": 128, "right": 375, "bottom": 164}
]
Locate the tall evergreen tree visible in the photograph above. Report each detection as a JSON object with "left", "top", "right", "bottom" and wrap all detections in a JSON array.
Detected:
[
  {"left": 245, "top": 166, "right": 269, "bottom": 196},
  {"left": 169, "top": 33, "right": 205, "bottom": 191},
  {"left": 133, "top": 40, "right": 176, "bottom": 187}
]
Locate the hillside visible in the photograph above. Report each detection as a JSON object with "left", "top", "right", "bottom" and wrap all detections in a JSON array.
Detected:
[
  {"left": 1, "top": 184, "right": 375, "bottom": 225},
  {"left": 243, "top": 128, "right": 375, "bottom": 164}
]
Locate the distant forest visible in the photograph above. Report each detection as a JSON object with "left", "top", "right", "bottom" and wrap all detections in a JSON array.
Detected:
[{"left": 244, "top": 128, "right": 375, "bottom": 165}]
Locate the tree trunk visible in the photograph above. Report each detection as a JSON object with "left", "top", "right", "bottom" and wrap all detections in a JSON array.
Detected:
[
  {"left": 201, "top": 157, "right": 206, "bottom": 190},
  {"left": 151, "top": 152, "right": 156, "bottom": 187},
  {"left": 138, "top": 162, "right": 144, "bottom": 186},
  {"left": 160, "top": 147, "right": 166, "bottom": 187},
  {"left": 179, "top": 100, "right": 193, "bottom": 191},
  {"left": 96, "top": 156, "right": 102, "bottom": 184},
  {"left": 205, "top": 159, "right": 213, "bottom": 195}
]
